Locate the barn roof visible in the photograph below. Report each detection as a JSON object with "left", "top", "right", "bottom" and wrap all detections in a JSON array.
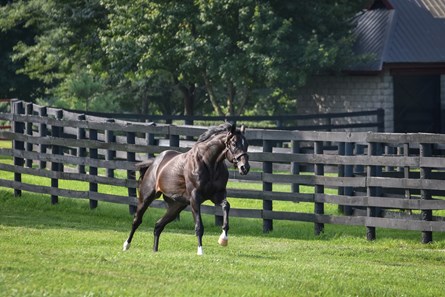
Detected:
[{"left": 350, "top": 0, "right": 445, "bottom": 72}]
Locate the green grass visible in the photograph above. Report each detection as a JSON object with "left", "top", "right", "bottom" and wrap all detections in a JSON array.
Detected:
[
  {"left": 2, "top": 189, "right": 445, "bottom": 296},
  {"left": 2, "top": 139, "right": 445, "bottom": 296},
  {"left": 0, "top": 140, "right": 11, "bottom": 149}
]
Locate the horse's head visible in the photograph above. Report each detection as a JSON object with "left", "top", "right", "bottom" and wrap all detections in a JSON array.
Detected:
[{"left": 225, "top": 124, "right": 250, "bottom": 175}]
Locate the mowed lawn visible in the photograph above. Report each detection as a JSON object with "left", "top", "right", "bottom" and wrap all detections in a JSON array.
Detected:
[
  {"left": 1, "top": 137, "right": 445, "bottom": 296},
  {"left": 1, "top": 188, "right": 445, "bottom": 297}
]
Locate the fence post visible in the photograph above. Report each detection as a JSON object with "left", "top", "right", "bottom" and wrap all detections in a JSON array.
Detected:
[
  {"left": 184, "top": 118, "right": 194, "bottom": 126},
  {"left": 89, "top": 128, "right": 98, "bottom": 209},
  {"left": 263, "top": 140, "right": 273, "bottom": 232},
  {"left": 185, "top": 118, "right": 194, "bottom": 141},
  {"left": 420, "top": 143, "right": 433, "bottom": 243},
  {"left": 344, "top": 142, "right": 354, "bottom": 216},
  {"left": 146, "top": 121, "right": 156, "bottom": 158},
  {"left": 51, "top": 109, "right": 63, "bottom": 205},
  {"left": 105, "top": 119, "right": 115, "bottom": 178},
  {"left": 355, "top": 144, "right": 365, "bottom": 174},
  {"left": 25, "top": 103, "right": 33, "bottom": 168},
  {"left": 376, "top": 143, "right": 383, "bottom": 215},
  {"left": 169, "top": 133, "right": 179, "bottom": 148},
  {"left": 338, "top": 142, "right": 354, "bottom": 215},
  {"left": 291, "top": 140, "right": 300, "bottom": 194},
  {"left": 38, "top": 106, "right": 47, "bottom": 169},
  {"left": 377, "top": 108, "right": 384, "bottom": 132},
  {"left": 169, "top": 131, "right": 180, "bottom": 220},
  {"left": 366, "top": 142, "right": 377, "bottom": 240},
  {"left": 403, "top": 143, "right": 412, "bottom": 214},
  {"left": 77, "top": 114, "right": 86, "bottom": 174},
  {"left": 127, "top": 131, "right": 137, "bottom": 215},
  {"left": 326, "top": 117, "right": 332, "bottom": 132},
  {"left": 314, "top": 141, "right": 324, "bottom": 235},
  {"left": 12, "top": 100, "right": 25, "bottom": 197},
  {"left": 337, "top": 142, "right": 345, "bottom": 213},
  {"left": 384, "top": 145, "right": 395, "bottom": 172}
]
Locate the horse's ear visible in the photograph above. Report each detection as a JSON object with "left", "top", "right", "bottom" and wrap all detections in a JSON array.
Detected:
[
  {"left": 230, "top": 122, "right": 236, "bottom": 133},
  {"left": 240, "top": 124, "right": 246, "bottom": 134}
]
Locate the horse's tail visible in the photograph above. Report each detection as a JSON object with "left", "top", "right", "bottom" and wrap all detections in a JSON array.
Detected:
[{"left": 135, "top": 159, "right": 154, "bottom": 182}]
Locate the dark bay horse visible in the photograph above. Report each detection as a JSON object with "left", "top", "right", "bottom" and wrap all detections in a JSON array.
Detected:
[{"left": 123, "top": 122, "right": 250, "bottom": 255}]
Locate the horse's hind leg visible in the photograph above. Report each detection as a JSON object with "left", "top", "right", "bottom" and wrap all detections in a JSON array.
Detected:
[
  {"left": 153, "top": 199, "right": 187, "bottom": 252},
  {"left": 123, "top": 192, "right": 155, "bottom": 251},
  {"left": 190, "top": 191, "right": 205, "bottom": 255}
]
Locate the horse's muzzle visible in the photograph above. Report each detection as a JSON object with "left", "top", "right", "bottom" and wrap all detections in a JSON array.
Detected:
[
  {"left": 239, "top": 163, "right": 250, "bottom": 175},
  {"left": 237, "top": 158, "right": 250, "bottom": 175}
]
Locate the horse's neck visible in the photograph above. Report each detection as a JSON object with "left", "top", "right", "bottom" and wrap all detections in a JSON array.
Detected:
[{"left": 197, "top": 134, "right": 226, "bottom": 165}]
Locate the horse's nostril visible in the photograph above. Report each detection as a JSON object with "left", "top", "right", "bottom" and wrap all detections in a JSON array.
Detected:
[{"left": 239, "top": 164, "right": 249, "bottom": 175}]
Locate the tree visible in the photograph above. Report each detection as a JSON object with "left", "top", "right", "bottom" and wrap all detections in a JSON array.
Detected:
[
  {"left": 1, "top": 0, "right": 365, "bottom": 115},
  {"left": 101, "top": 0, "right": 365, "bottom": 116},
  {"left": 0, "top": 0, "right": 42, "bottom": 100},
  {"left": 0, "top": 0, "right": 113, "bottom": 111},
  {"left": 100, "top": 0, "right": 198, "bottom": 115}
]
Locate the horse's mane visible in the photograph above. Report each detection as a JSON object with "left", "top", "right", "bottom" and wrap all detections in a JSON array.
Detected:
[{"left": 197, "top": 122, "right": 232, "bottom": 143}]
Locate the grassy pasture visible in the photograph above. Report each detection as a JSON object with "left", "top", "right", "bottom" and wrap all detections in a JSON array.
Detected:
[
  {"left": 2, "top": 191, "right": 445, "bottom": 297},
  {"left": 1, "top": 139, "right": 445, "bottom": 296}
]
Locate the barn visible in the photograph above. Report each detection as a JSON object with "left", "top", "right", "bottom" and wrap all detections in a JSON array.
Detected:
[{"left": 295, "top": 0, "right": 445, "bottom": 133}]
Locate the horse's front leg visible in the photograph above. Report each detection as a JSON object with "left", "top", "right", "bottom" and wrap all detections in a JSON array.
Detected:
[
  {"left": 218, "top": 196, "right": 230, "bottom": 247},
  {"left": 212, "top": 190, "right": 230, "bottom": 246},
  {"left": 190, "top": 190, "right": 204, "bottom": 255}
]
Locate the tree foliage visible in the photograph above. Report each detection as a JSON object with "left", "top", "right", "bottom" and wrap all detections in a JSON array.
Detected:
[
  {"left": 0, "top": 0, "right": 365, "bottom": 115},
  {"left": 0, "top": 0, "right": 113, "bottom": 111}
]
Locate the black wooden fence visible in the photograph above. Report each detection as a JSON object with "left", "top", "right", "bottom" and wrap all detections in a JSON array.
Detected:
[
  {"left": 1, "top": 100, "right": 445, "bottom": 243},
  {"left": 71, "top": 108, "right": 385, "bottom": 132},
  {"left": 0, "top": 99, "right": 12, "bottom": 139}
]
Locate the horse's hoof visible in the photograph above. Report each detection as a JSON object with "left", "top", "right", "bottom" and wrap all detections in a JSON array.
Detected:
[
  {"left": 197, "top": 246, "right": 203, "bottom": 255},
  {"left": 123, "top": 241, "right": 131, "bottom": 251},
  {"left": 218, "top": 232, "right": 228, "bottom": 246},
  {"left": 218, "top": 237, "right": 228, "bottom": 246}
]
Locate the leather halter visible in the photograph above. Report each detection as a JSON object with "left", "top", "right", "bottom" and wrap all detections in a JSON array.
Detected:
[{"left": 223, "top": 132, "right": 248, "bottom": 165}]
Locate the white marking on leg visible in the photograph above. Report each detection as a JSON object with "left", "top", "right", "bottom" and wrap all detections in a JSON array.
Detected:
[
  {"left": 218, "top": 231, "right": 228, "bottom": 246},
  {"left": 123, "top": 240, "right": 131, "bottom": 251},
  {"left": 197, "top": 246, "right": 203, "bottom": 255}
]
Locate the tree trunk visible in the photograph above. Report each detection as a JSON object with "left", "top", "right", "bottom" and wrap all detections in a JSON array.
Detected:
[
  {"left": 85, "top": 97, "right": 89, "bottom": 112},
  {"left": 204, "top": 73, "right": 224, "bottom": 116},
  {"left": 141, "top": 93, "right": 149, "bottom": 115},
  {"left": 226, "top": 82, "right": 235, "bottom": 116},
  {"left": 179, "top": 83, "right": 195, "bottom": 116},
  {"left": 236, "top": 87, "right": 249, "bottom": 116}
]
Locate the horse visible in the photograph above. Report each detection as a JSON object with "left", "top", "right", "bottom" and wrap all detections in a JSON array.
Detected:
[{"left": 122, "top": 122, "right": 250, "bottom": 255}]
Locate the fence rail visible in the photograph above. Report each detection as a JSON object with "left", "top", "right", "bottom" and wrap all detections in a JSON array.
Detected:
[
  {"left": 69, "top": 108, "right": 385, "bottom": 132},
  {"left": 1, "top": 100, "right": 444, "bottom": 243}
]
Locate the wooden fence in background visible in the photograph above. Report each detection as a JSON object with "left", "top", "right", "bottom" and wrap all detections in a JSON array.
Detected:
[
  {"left": 0, "top": 99, "right": 12, "bottom": 140},
  {"left": 71, "top": 108, "right": 385, "bottom": 132},
  {"left": 1, "top": 100, "right": 445, "bottom": 243}
]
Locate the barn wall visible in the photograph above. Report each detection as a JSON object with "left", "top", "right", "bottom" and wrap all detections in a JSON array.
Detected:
[{"left": 295, "top": 70, "right": 394, "bottom": 132}]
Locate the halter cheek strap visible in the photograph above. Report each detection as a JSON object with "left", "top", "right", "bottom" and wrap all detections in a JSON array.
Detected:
[{"left": 216, "top": 147, "right": 228, "bottom": 164}]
